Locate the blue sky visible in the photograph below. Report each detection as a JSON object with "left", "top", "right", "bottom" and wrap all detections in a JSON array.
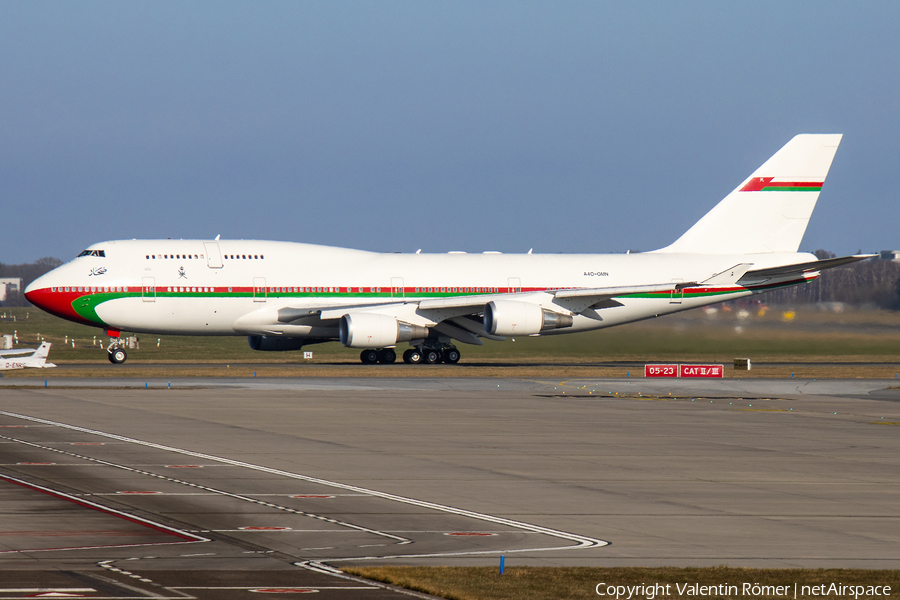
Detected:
[{"left": 2, "top": 2, "right": 898, "bottom": 263}]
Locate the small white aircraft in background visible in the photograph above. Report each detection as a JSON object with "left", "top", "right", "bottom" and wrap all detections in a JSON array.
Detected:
[
  {"left": 0, "top": 342, "right": 56, "bottom": 371},
  {"left": 25, "top": 134, "right": 872, "bottom": 365}
]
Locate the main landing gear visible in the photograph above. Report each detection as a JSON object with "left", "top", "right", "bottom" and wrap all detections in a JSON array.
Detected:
[
  {"left": 359, "top": 348, "right": 396, "bottom": 364},
  {"left": 360, "top": 344, "right": 461, "bottom": 365}
]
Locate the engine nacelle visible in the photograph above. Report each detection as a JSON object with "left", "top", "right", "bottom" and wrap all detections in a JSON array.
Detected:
[
  {"left": 247, "top": 335, "right": 306, "bottom": 352},
  {"left": 339, "top": 313, "right": 429, "bottom": 348},
  {"left": 483, "top": 300, "right": 574, "bottom": 336}
]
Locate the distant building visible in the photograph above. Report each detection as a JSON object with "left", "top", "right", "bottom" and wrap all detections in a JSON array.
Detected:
[
  {"left": 0, "top": 278, "right": 23, "bottom": 302},
  {"left": 880, "top": 250, "right": 900, "bottom": 261}
]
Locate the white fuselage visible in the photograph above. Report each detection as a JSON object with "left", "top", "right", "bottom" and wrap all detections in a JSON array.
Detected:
[{"left": 25, "top": 239, "right": 814, "bottom": 342}]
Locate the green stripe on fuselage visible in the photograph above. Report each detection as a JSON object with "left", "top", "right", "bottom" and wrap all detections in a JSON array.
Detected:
[{"left": 761, "top": 185, "right": 821, "bottom": 192}]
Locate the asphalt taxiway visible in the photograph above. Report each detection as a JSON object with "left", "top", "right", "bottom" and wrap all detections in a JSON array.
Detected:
[{"left": 1, "top": 376, "right": 899, "bottom": 596}]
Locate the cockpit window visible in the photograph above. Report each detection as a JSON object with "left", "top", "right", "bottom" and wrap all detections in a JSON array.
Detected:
[{"left": 77, "top": 250, "right": 106, "bottom": 257}]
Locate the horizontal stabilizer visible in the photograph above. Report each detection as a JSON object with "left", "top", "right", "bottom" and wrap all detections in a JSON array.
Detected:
[{"left": 740, "top": 254, "right": 874, "bottom": 279}]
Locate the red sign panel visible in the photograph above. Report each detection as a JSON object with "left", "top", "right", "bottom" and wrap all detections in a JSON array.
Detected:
[
  {"left": 679, "top": 364, "right": 723, "bottom": 378},
  {"left": 645, "top": 364, "right": 678, "bottom": 377}
]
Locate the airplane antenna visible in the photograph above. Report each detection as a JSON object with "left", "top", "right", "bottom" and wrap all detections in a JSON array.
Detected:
[
  {"left": 528, "top": 248, "right": 533, "bottom": 254},
  {"left": 416, "top": 249, "right": 422, "bottom": 254},
  {"left": 215, "top": 234, "right": 221, "bottom": 240}
]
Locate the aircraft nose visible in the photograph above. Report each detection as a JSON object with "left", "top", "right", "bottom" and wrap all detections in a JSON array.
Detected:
[
  {"left": 24, "top": 278, "right": 41, "bottom": 304},
  {"left": 25, "top": 273, "right": 54, "bottom": 308},
  {"left": 25, "top": 269, "right": 98, "bottom": 327}
]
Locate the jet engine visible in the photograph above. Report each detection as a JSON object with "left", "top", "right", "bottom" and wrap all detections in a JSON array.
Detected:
[
  {"left": 247, "top": 335, "right": 306, "bottom": 352},
  {"left": 483, "top": 300, "right": 574, "bottom": 336},
  {"left": 339, "top": 313, "right": 428, "bottom": 348}
]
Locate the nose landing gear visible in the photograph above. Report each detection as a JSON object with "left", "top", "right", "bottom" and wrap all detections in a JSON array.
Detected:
[{"left": 107, "top": 342, "right": 127, "bottom": 364}]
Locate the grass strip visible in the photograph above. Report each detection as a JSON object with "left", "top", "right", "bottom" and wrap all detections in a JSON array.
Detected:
[
  {"left": 343, "top": 566, "right": 900, "bottom": 600},
  {"left": 3, "top": 363, "right": 900, "bottom": 380}
]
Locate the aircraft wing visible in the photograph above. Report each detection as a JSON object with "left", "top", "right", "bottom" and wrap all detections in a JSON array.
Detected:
[
  {"left": 552, "top": 283, "right": 688, "bottom": 299},
  {"left": 415, "top": 283, "right": 687, "bottom": 310},
  {"left": 551, "top": 283, "right": 694, "bottom": 314},
  {"left": 0, "top": 348, "right": 37, "bottom": 357},
  {"left": 251, "top": 281, "right": 697, "bottom": 346},
  {"left": 739, "top": 254, "right": 875, "bottom": 279}
]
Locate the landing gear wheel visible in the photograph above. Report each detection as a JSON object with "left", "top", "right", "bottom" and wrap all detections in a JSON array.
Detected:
[
  {"left": 443, "top": 348, "right": 461, "bottom": 364},
  {"left": 108, "top": 348, "right": 127, "bottom": 364},
  {"left": 423, "top": 349, "right": 441, "bottom": 364},
  {"left": 402, "top": 349, "right": 422, "bottom": 364},
  {"left": 378, "top": 348, "right": 397, "bottom": 364},
  {"left": 360, "top": 349, "right": 379, "bottom": 364}
]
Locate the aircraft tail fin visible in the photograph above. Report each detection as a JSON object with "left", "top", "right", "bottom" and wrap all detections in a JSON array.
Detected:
[
  {"left": 32, "top": 342, "right": 51, "bottom": 362},
  {"left": 655, "top": 134, "right": 843, "bottom": 254}
]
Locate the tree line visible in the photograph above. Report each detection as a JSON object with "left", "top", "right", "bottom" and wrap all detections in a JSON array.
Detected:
[
  {"left": 752, "top": 250, "right": 900, "bottom": 309},
  {"left": 0, "top": 257, "right": 63, "bottom": 306}
]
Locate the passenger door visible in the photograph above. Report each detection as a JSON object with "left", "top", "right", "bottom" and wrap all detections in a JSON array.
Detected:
[
  {"left": 253, "top": 277, "right": 267, "bottom": 302},
  {"left": 391, "top": 277, "right": 404, "bottom": 299},
  {"left": 142, "top": 277, "right": 156, "bottom": 302},
  {"left": 204, "top": 242, "right": 223, "bottom": 268}
]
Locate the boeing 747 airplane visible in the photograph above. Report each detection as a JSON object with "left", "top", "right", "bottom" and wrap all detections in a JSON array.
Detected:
[{"left": 25, "top": 134, "right": 870, "bottom": 364}]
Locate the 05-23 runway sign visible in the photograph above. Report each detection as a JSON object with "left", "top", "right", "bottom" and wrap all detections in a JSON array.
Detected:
[{"left": 645, "top": 364, "right": 723, "bottom": 378}]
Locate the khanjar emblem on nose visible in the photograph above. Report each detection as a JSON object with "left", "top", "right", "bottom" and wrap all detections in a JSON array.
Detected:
[{"left": 178, "top": 267, "right": 187, "bottom": 279}]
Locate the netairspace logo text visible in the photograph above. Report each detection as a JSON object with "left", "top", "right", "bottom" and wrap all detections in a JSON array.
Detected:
[{"left": 595, "top": 583, "right": 892, "bottom": 599}]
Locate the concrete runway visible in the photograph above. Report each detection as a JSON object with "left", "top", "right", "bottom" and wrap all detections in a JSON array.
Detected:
[{"left": 1, "top": 376, "right": 899, "bottom": 595}]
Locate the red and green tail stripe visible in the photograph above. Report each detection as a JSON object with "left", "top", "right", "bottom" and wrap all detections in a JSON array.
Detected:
[{"left": 739, "top": 177, "right": 823, "bottom": 192}]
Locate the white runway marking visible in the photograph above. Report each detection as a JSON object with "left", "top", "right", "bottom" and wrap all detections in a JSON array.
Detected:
[
  {"left": 0, "top": 472, "right": 208, "bottom": 555},
  {"left": 0, "top": 434, "right": 412, "bottom": 545},
  {"left": 1, "top": 410, "right": 609, "bottom": 560}
]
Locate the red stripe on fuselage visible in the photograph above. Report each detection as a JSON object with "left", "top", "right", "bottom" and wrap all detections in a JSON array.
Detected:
[{"left": 24, "top": 288, "right": 97, "bottom": 327}]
